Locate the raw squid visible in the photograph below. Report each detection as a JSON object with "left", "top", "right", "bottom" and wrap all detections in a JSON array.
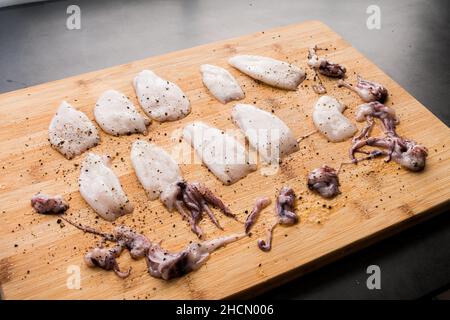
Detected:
[
  {"left": 84, "top": 226, "right": 245, "bottom": 280},
  {"left": 274, "top": 186, "right": 298, "bottom": 226},
  {"left": 115, "top": 225, "right": 152, "bottom": 259},
  {"left": 146, "top": 233, "right": 245, "bottom": 280},
  {"left": 311, "top": 70, "right": 327, "bottom": 95},
  {"left": 231, "top": 104, "right": 299, "bottom": 164},
  {"left": 79, "top": 153, "right": 133, "bottom": 221},
  {"left": 244, "top": 197, "right": 272, "bottom": 234},
  {"left": 258, "top": 186, "right": 297, "bottom": 252},
  {"left": 31, "top": 214, "right": 134, "bottom": 278},
  {"left": 313, "top": 95, "right": 357, "bottom": 142},
  {"left": 350, "top": 102, "right": 428, "bottom": 171},
  {"left": 31, "top": 193, "right": 69, "bottom": 214},
  {"left": 130, "top": 140, "right": 236, "bottom": 237},
  {"left": 307, "top": 46, "right": 346, "bottom": 78},
  {"left": 130, "top": 140, "right": 182, "bottom": 202},
  {"left": 48, "top": 101, "right": 100, "bottom": 159},
  {"left": 338, "top": 75, "right": 388, "bottom": 103},
  {"left": 94, "top": 89, "right": 150, "bottom": 136},
  {"left": 84, "top": 245, "right": 131, "bottom": 279},
  {"left": 162, "top": 181, "right": 236, "bottom": 238},
  {"left": 183, "top": 121, "right": 256, "bottom": 185},
  {"left": 228, "top": 55, "right": 306, "bottom": 90},
  {"left": 351, "top": 136, "right": 428, "bottom": 171},
  {"left": 354, "top": 101, "right": 398, "bottom": 134},
  {"left": 74, "top": 223, "right": 149, "bottom": 278},
  {"left": 307, "top": 165, "right": 340, "bottom": 198},
  {"left": 133, "top": 70, "right": 190, "bottom": 122},
  {"left": 200, "top": 64, "right": 244, "bottom": 104},
  {"left": 52, "top": 215, "right": 246, "bottom": 280}
]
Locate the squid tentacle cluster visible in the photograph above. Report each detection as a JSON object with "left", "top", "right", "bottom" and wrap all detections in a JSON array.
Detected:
[
  {"left": 258, "top": 187, "right": 298, "bottom": 252},
  {"left": 146, "top": 233, "right": 245, "bottom": 280},
  {"left": 84, "top": 245, "right": 131, "bottom": 279},
  {"left": 350, "top": 101, "right": 428, "bottom": 171},
  {"left": 338, "top": 75, "right": 388, "bottom": 103},
  {"left": 307, "top": 46, "right": 347, "bottom": 78},
  {"left": 307, "top": 165, "right": 340, "bottom": 198},
  {"left": 82, "top": 224, "right": 245, "bottom": 280},
  {"left": 170, "top": 181, "right": 236, "bottom": 238},
  {"left": 31, "top": 193, "right": 69, "bottom": 215},
  {"left": 32, "top": 198, "right": 244, "bottom": 280}
]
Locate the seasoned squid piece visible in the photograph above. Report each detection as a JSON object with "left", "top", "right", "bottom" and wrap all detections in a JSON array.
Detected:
[
  {"left": 72, "top": 222, "right": 143, "bottom": 278},
  {"left": 47, "top": 217, "right": 139, "bottom": 278},
  {"left": 31, "top": 193, "right": 69, "bottom": 214},
  {"left": 200, "top": 64, "right": 244, "bottom": 104},
  {"left": 244, "top": 197, "right": 272, "bottom": 234},
  {"left": 130, "top": 140, "right": 183, "bottom": 203},
  {"left": 79, "top": 153, "right": 133, "bottom": 221},
  {"left": 228, "top": 55, "right": 306, "bottom": 90},
  {"left": 307, "top": 46, "right": 346, "bottom": 78},
  {"left": 115, "top": 225, "right": 152, "bottom": 259},
  {"left": 133, "top": 70, "right": 190, "bottom": 122},
  {"left": 94, "top": 89, "right": 150, "bottom": 136},
  {"left": 313, "top": 95, "right": 357, "bottom": 142},
  {"left": 48, "top": 101, "right": 100, "bottom": 159},
  {"left": 258, "top": 186, "right": 297, "bottom": 252},
  {"left": 183, "top": 121, "right": 256, "bottom": 185},
  {"left": 350, "top": 102, "right": 428, "bottom": 171},
  {"left": 52, "top": 212, "right": 244, "bottom": 281},
  {"left": 311, "top": 71, "right": 327, "bottom": 95},
  {"left": 355, "top": 101, "right": 398, "bottom": 134},
  {"left": 164, "top": 181, "right": 236, "bottom": 238},
  {"left": 274, "top": 186, "right": 298, "bottom": 226},
  {"left": 231, "top": 104, "right": 299, "bottom": 164},
  {"left": 307, "top": 165, "right": 340, "bottom": 198},
  {"left": 338, "top": 76, "right": 388, "bottom": 103},
  {"left": 130, "top": 140, "right": 236, "bottom": 237},
  {"left": 84, "top": 245, "right": 131, "bottom": 278},
  {"left": 351, "top": 136, "right": 428, "bottom": 171},
  {"left": 146, "top": 233, "right": 245, "bottom": 280}
]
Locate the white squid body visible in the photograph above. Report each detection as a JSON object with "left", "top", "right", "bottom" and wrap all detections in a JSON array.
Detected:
[
  {"left": 228, "top": 55, "right": 306, "bottom": 90},
  {"left": 183, "top": 121, "right": 256, "bottom": 185},
  {"left": 231, "top": 104, "right": 299, "bottom": 164},
  {"left": 130, "top": 140, "right": 183, "bottom": 207},
  {"left": 200, "top": 64, "right": 244, "bottom": 104},
  {"left": 133, "top": 70, "right": 191, "bottom": 122},
  {"left": 79, "top": 153, "right": 133, "bottom": 221},
  {"left": 48, "top": 101, "right": 100, "bottom": 159},
  {"left": 312, "top": 95, "right": 357, "bottom": 142},
  {"left": 94, "top": 89, "right": 150, "bottom": 136}
]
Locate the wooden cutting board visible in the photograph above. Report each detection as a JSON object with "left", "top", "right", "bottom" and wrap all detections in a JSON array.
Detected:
[{"left": 0, "top": 20, "right": 449, "bottom": 300}]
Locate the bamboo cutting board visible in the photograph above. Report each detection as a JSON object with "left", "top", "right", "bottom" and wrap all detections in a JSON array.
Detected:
[{"left": 0, "top": 20, "right": 449, "bottom": 300}]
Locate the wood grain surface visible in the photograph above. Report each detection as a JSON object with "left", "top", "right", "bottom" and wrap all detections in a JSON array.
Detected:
[{"left": 0, "top": 20, "right": 449, "bottom": 299}]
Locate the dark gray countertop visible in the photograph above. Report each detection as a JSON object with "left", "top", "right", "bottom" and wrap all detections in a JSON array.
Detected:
[{"left": 1, "top": 0, "right": 449, "bottom": 299}]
